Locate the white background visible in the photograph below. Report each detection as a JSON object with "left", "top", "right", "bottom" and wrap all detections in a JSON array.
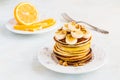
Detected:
[{"left": 0, "top": 0, "right": 120, "bottom": 80}]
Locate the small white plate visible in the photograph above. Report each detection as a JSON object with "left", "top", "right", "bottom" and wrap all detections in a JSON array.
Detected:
[
  {"left": 5, "top": 19, "right": 58, "bottom": 34},
  {"left": 37, "top": 43, "right": 106, "bottom": 74}
]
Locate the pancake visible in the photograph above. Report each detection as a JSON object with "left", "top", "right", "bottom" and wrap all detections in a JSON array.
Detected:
[
  {"left": 56, "top": 42, "right": 91, "bottom": 52},
  {"left": 67, "top": 57, "right": 92, "bottom": 66},
  {"left": 53, "top": 45, "right": 90, "bottom": 57},
  {"left": 56, "top": 56, "right": 92, "bottom": 66},
  {"left": 54, "top": 48, "right": 92, "bottom": 61}
]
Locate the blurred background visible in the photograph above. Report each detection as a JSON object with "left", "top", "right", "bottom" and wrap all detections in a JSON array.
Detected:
[{"left": 0, "top": 0, "right": 120, "bottom": 80}]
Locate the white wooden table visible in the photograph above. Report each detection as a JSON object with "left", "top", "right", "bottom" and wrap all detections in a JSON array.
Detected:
[{"left": 0, "top": 0, "right": 120, "bottom": 80}]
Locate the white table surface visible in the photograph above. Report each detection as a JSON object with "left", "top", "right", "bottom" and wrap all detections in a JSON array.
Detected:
[{"left": 0, "top": 0, "right": 120, "bottom": 80}]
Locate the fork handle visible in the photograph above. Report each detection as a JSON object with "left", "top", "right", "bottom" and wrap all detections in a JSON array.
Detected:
[{"left": 76, "top": 21, "right": 109, "bottom": 34}]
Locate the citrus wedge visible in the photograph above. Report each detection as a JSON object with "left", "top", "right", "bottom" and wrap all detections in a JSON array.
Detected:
[
  {"left": 35, "top": 18, "right": 56, "bottom": 29},
  {"left": 14, "top": 2, "right": 38, "bottom": 25}
]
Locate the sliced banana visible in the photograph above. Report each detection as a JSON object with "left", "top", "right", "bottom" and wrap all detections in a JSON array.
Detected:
[
  {"left": 55, "top": 29, "right": 67, "bottom": 40},
  {"left": 62, "top": 23, "right": 70, "bottom": 32},
  {"left": 83, "top": 30, "right": 92, "bottom": 38},
  {"left": 68, "top": 22, "right": 82, "bottom": 31},
  {"left": 81, "top": 27, "right": 92, "bottom": 38},
  {"left": 68, "top": 21, "right": 76, "bottom": 31},
  {"left": 74, "top": 24, "right": 81, "bottom": 31},
  {"left": 66, "top": 34, "right": 77, "bottom": 44},
  {"left": 71, "top": 30, "right": 83, "bottom": 38}
]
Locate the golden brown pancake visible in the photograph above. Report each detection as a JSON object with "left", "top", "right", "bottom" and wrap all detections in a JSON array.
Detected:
[
  {"left": 53, "top": 48, "right": 92, "bottom": 61},
  {"left": 53, "top": 45, "right": 90, "bottom": 57}
]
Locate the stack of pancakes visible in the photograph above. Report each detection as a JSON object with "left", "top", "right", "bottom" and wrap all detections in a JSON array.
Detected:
[{"left": 53, "top": 22, "right": 92, "bottom": 66}]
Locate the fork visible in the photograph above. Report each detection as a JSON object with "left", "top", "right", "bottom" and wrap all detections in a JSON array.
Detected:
[{"left": 61, "top": 13, "right": 109, "bottom": 34}]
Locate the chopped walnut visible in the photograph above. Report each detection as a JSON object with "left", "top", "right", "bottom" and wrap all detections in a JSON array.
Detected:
[
  {"left": 59, "top": 60, "right": 63, "bottom": 65},
  {"left": 73, "top": 63, "right": 79, "bottom": 67},
  {"left": 62, "top": 61, "right": 68, "bottom": 66}
]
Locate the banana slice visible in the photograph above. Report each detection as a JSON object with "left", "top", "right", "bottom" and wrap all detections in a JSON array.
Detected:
[
  {"left": 71, "top": 30, "right": 83, "bottom": 38},
  {"left": 55, "top": 29, "right": 67, "bottom": 40},
  {"left": 74, "top": 24, "right": 81, "bottom": 31},
  {"left": 62, "top": 23, "right": 70, "bottom": 32},
  {"left": 81, "top": 26, "right": 92, "bottom": 38},
  {"left": 68, "top": 21, "right": 76, "bottom": 31},
  {"left": 66, "top": 34, "right": 77, "bottom": 44},
  {"left": 68, "top": 22, "right": 81, "bottom": 31},
  {"left": 83, "top": 30, "right": 92, "bottom": 38}
]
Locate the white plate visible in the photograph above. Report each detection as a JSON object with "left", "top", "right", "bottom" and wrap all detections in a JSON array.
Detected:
[
  {"left": 37, "top": 43, "right": 106, "bottom": 74},
  {"left": 5, "top": 19, "right": 58, "bottom": 34}
]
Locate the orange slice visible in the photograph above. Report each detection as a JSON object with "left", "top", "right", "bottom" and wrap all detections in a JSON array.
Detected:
[
  {"left": 35, "top": 18, "right": 56, "bottom": 29},
  {"left": 14, "top": 24, "right": 41, "bottom": 32},
  {"left": 14, "top": 2, "right": 38, "bottom": 25},
  {"left": 14, "top": 18, "right": 56, "bottom": 31}
]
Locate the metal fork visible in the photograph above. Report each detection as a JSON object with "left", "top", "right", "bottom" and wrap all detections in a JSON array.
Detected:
[{"left": 61, "top": 13, "right": 109, "bottom": 34}]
